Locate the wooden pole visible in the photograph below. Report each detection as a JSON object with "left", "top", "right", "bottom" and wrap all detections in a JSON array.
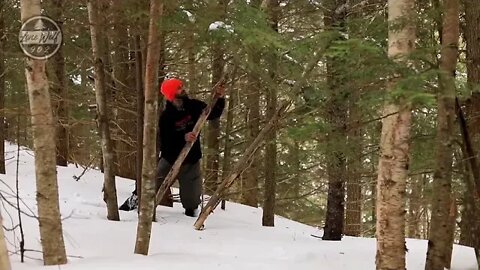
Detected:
[
  {"left": 456, "top": 97, "right": 480, "bottom": 198},
  {"left": 194, "top": 101, "right": 290, "bottom": 230}
]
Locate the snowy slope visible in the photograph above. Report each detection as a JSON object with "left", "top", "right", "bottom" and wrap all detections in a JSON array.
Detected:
[{"left": 0, "top": 142, "right": 477, "bottom": 270}]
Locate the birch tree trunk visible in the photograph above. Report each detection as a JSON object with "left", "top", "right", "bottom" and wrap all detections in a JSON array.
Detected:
[
  {"left": 425, "top": 0, "right": 459, "bottom": 268},
  {"left": 262, "top": 0, "right": 279, "bottom": 227},
  {"left": 0, "top": 209, "right": 11, "bottom": 270},
  {"left": 375, "top": 0, "right": 415, "bottom": 268},
  {"left": 87, "top": 0, "right": 119, "bottom": 221},
  {"left": 20, "top": 0, "right": 68, "bottom": 265},
  {"left": 134, "top": 0, "right": 163, "bottom": 255},
  {"left": 0, "top": 2, "right": 5, "bottom": 174},
  {"left": 48, "top": 0, "right": 68, "bottom": 167}
]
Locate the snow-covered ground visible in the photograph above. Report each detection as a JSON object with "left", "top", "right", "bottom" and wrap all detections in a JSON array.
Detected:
[{"left": 0, "top": 142, "right": 477, "bottom": 270}]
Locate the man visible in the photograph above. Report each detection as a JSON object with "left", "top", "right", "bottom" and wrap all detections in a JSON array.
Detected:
[{"left": 119, "top": 78, "right": 225, "bottom": 217}]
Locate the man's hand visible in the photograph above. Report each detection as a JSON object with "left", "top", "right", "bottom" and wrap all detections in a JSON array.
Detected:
[
  {"left": 215, "top": 84, "right": 225, "bottom": 98},
  {"left": 184, "top": 132, "right": 197, "bottom": 142}
]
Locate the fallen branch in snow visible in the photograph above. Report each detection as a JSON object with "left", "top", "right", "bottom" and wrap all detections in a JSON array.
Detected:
[{"left": 73, "top": 156, "right": 97, "bottom": 182}]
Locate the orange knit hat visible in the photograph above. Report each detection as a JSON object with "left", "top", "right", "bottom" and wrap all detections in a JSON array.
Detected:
[{"left": 160, "top": 78, "right": 183, "bottom": 102}]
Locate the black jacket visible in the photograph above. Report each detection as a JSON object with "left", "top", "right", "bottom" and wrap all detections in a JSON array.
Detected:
[{"left": 158, "top": 96, "right": 225, "bottom": 164}]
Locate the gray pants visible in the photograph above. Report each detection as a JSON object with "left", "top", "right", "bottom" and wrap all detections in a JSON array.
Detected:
[{"left": 156, "top": 158, "right": 202, "bottom": 210}]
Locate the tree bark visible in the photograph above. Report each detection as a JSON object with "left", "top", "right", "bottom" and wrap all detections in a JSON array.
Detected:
[
  {"left": 20, "top": 0, "right": 68, "bottom": 265},
  {"left": 135, "top": 35, "right": 144, "bottom": 200},
  {"left": 0, "top": 2, "right": 5, "bottom": 174},
  {"left": 87, "top": 0, "right": 119, "bottom": 221},
  {"left": 465, "top": 0, "right": 480, "bottom": 133},
  {"left": 322, "top": 0, "right": 347, "bottom": 241},
  {"left": 0, "top": 209, "right": 11, "bottom": 270},
  {"left": 376, "top": 0, "right": 415, "bottom": 268},
  {"left": 425, "top": 0, "right": 459, "bottom": 268},
  {"left": 48, "top": 0, "right": 68, "bottom": 166},
  {"left": 262, "top": 0, "right": 279, "bottom": 227},
  {"left": 444, "top": 195, "right": 457, "bottom": 269},
  {"left": 464, "top": 0, "right": 480, "bottom": 263},
  {"left": 134, "top": 0, "right": 163, "bottom": 256}
]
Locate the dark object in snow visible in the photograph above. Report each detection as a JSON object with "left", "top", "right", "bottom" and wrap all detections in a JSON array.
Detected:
[
  {"left": 185, "top": 208, "right": 197, "bottom": 217},
  {"left": 119, "top": 193, "right": 138, "bottom": 211}
]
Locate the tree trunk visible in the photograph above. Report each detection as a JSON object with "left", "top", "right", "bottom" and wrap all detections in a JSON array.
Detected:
[
  {"left": 20, "top": 0, "right": 68, "bottom": 265},
  {"left": 262, "top": 0, "right": 279, "bottom": 227},
  {"left": 0, "top": 3, "right": 5, "bottom": 174},
  {"left": 465, "top": 0, "right": 480, "bottom": 133},
  {"left": 135, "top": 35, "right": 144, "bottom": 200},
  {"left": 345, "top": 87, "right": 363, "bottom": 237},
  {"left": 464, "top": 0, "right": 480, "bottom": 263},
  {"left": 205, "top": 0, "right": 227, "bottom": 196},
  {"left": 48, "top": 0, "right": 68, "bottom": 166},
  {"left": 242, "top": 50, "right": 260, "bottom": 207},
  {"left": 134, "top": 0, "right": 163, "bottom": 255},
  {"left": 376, "top": 0, "right": 415, "bottom": 268},
  {"left": 444, "top": 195, "right": 457, "bottom": 269},
  {"left": 242, "top": 0, "right": 262, "bottom": 207},
  {"left": 425, "top": 0, "right": 459, "bottom": 268},
  {"left": 0, "top": 209, "right": 11, "bottom": 270},
  {"left": 87, "top": 0, "right": 119, "bottom": 221},
  {"left": 322, "top": 0, "right": 347, "bottom": 241},
  {"left": 112, "top": 0, "right": 136, "bottom": 180}
]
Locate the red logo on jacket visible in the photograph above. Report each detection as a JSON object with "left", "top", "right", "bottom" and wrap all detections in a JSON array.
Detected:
[{"left": 175, "top": 115, "right": 192, "bottom": 131}]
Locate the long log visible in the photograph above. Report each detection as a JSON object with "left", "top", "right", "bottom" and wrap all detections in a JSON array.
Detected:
[
  {"left": 154, "top": 78, "right": 227, "bottom": 208},
  {"left": 193, "top": 101, "right": 290, "bottom": 230}
]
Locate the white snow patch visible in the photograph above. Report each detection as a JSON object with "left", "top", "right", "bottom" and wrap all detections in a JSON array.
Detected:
[
  {"left": 183, "top": 10, "right": 196, "bottom": 23},
  {"left": 0, "top": 141, "right": 477, "bottom": 270},
  {"left": 208, "top": 21, "right": 234, "bottom": 33}
]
